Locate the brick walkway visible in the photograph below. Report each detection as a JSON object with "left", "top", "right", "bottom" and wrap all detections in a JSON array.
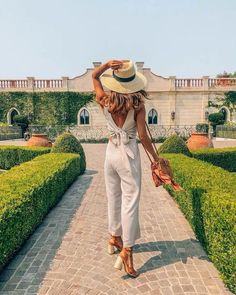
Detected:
[{"left": 0, "top": 144, "right": 233, "bottom": 295}]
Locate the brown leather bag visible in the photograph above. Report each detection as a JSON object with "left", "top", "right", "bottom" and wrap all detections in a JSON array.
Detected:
[{"left": 140, "top": 122, "right": 183, "bottom": 191}]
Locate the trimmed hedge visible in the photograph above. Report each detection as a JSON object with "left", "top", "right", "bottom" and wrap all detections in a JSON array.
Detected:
[
  {"left": 0, "top": 126, "right": 22, "bottom": 141},
  {"left": 51, "top": 132, "right": 86, "bottom": 173},
  {"left": 0, "top": 152, "right": 82, "bottom": 272},
  {"left": 162, "top": 153, "right": 236, "bottom": 293},
  {"left": 192, "top": 147, "right": 236, "bottom": 172},
  {"left": 158, "top": 134, "right": 192, "bottom": 157},
  {"left": 0, "top": 145, "right": 51, "bottom": 170}
]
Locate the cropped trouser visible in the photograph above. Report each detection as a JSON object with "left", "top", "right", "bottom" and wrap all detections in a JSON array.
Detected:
[{"left": 104, "top": 139, "right": 142, "bottom": 247}]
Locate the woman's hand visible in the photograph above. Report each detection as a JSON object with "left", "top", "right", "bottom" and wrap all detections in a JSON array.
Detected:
[
  {"left": 107, "top": 60, "right": 124, "bottom": 70},
  {"left": 92, "top": 59, "right": 123, "bottom": 109}
]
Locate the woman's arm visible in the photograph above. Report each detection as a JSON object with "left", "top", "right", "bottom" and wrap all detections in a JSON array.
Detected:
[
  {"left": 92, "top": 60, "right": 123, "bottom": 108},
  {"left": 136, "top": 103, "right": 160, "bottom": 162}
]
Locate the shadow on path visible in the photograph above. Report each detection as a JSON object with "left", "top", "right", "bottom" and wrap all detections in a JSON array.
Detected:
[
  {"left": 0, "top": 169, "right": 96, "bottom": 294},
  {"left": 121, "top": 238, "right": 209, "bottom": 280}
]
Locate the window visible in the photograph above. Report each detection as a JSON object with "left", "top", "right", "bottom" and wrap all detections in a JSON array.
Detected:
[
  {"left": 80, "top": 109, "right": 90, "bottom": 125},
  {"left": 148, "top": 109, "right": 158, "bottom": 124}
]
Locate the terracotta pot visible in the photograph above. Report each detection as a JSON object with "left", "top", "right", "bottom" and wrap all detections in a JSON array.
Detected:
[
  {"left": 187, "top": 132, "right": 213, "bottom": 150},
  {"left": 27, "top": 133, "right": 52, "bottom": 147}
]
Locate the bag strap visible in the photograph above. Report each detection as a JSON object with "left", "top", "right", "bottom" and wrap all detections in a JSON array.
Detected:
[{"left": 139, "top": 121, "right": 159, "bottom": 164}]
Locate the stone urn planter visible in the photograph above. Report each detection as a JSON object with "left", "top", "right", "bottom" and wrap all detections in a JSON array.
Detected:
[
  {"left": 27, "top": 134, "right": 52, "bottom": 147},
  {"left": 186, "top": 132, "right": 213, "bottom": 150}
]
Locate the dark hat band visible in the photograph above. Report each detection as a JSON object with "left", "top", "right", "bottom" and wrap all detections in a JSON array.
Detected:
[{"left": 112, "top": 71, "right": 136, "bottom": 83}]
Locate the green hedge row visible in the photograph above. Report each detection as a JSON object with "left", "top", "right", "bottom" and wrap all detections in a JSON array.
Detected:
[
  {"left": 0, "top": 145, "right": 51, "bottom": 169},
  {"left": 0, "top": 152, "right": 82, "bottom": 271},
  {"left": 162, "top": 153, "right": 236, "bottom": 293},
  {"left": 191, "top": 147, "right": 236, "bottom": 172},
  {"left": 0, "top": 133, "right": 22, "bottom": 141}
]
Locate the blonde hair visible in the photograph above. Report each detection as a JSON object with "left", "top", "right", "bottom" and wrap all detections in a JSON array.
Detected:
[{"left": 104, "top": 90, "right": 149, "bottom": 114}]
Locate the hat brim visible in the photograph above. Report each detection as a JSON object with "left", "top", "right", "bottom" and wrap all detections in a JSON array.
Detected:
[{"left": 100, "top": 69, "right": 147, "bottom": 94}]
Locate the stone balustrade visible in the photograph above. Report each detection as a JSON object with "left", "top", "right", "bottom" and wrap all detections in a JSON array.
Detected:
[
  {"left": 0, "top": 78, "right": 63, "bottom": 90},
  {"left": 208, "top": 78, "right": 236, "bottom": 87},
  {"left": 175, "top": 79, "right": 203, "bottom": 88},
  {"left": 175, "top": 78, "right": 236, "bottom": 89},
  {"left": 1, "top": 74, "right": 236, "bottom": 92},
  {"left": 0, "top": 80, "right": 28, "bottom": 88}
]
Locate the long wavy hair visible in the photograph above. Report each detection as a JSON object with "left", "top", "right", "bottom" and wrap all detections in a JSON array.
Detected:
[{"left": 104, "top": 89, "right": 150, "bottom": 115}]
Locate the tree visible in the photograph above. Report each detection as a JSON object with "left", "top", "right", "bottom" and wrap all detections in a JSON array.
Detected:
[
  {"left": 208, "top": 91, "right": 236, "bottom": 121},
  {"left": 216, "top": 71, "right": 236, "bottom": 78}
]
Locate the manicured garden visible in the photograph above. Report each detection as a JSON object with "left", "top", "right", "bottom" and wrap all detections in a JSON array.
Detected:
[
  {"left": 0, "top": 133, "right": 86, "bottom": 272},
  {"left": 159, "top": 135, "right": 236, "bottom": 293}
]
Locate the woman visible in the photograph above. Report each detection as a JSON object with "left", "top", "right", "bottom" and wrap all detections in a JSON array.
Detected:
[{"left": 92, "top": 60, "right": 159, "bottom": 278}]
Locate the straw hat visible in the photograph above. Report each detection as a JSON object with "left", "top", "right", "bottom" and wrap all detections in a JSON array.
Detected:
[{"left": 100, "top": 60, "right": 147, "bottom": 94}]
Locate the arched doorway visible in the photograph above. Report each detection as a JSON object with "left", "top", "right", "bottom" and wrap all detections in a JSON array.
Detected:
[
  {"left": 219, "top": 107, "right": 230, "bottom": 122},
  {"left": 7, "top": 108, "right": 20, "bottom": 125}
]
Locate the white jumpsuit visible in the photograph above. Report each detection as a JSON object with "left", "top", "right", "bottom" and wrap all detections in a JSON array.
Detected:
[{"left": 103, "top": 106, "right": 142, "bottom": 247}]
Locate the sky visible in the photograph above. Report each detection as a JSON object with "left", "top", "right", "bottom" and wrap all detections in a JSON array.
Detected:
[{"left": 0, "top": 0, "right": 236, "bottom": 79}]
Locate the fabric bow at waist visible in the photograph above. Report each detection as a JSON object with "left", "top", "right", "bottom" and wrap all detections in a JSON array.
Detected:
[{"left": 109, "top": 130, "right": 136, "bottom": 171}]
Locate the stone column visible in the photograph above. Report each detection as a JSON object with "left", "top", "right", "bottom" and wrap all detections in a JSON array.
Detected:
[
  {"left": 169, "top": 76, "right": 176, "bottom": 91},
  {"left": 202, "top": 76, "right": 209, "bottom": 91},
  {"left": 202, "top": 76, "right": 209, "bottom": 122},
  {"left": 93, "top": 62, "right": 102, "bottom": 68},
  {"left": 61, "top": 77, "right": 69, "bottom": 90},
  {"left": 135, "top": 62, "right": 144, "bottom": 72},
  {"left": 169, "top": 76, "right": 176, "bottom": 126},
  {"left": 27, "top": 77, "right": 35, "bottom": 90}
]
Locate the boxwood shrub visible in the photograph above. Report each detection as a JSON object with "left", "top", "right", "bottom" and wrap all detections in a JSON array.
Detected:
[
  {"left": 192, "top": 147, "right": 236, "bottom": 172},
  {"left": 0, "top": 152, "right": 82, "bottom": 272},
  {"left": 0, "top": 145, "right": 51, "bottom": 170},
  {"left": 51, "top": 132, "right": 86, "bottom": 173},
  {"left": 158, "top": 134, "right": 192, "bottom": 157},
  {"left": 162, "top": 153, "right": 236, "bottom": 293}
]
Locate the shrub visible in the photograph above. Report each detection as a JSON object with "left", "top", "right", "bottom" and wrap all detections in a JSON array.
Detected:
[
  {"left": 192, "top": 147, "right": 236, "bottom": 172},
  {"left": 216, "top": 125, "right": 236, "bottom": 139},
  {"left": 0, "top": 146, "right": 51, "bottom": 170},
  {"left": 0, "top": 122, "right": 9, "bottom": 126},
  {"left": 208, "top": 112, "right": 225, "bottom": 125},
  {"left": 51, "top": 132, "right": 86, "bottom": 173},
  {"left": 0, "top": 153, "right": 82, "bottom": 272},
  {"left": 12, "top": 115, "right": 29, "bottom": 125},
  {"left": 195, "top": 123, "right": 209, "bottom": 133},
  {"left": 0, "top": 126, "right": 22, "bottom": 140},
  {"left": 162, "top": 153, "right": 236, "bottom": 293},
  {"left": 158, "top": 134, "right": 192, "bottom": 157},
  {"left": 208, "top": 112, "right": 225, "bottom": 136}
]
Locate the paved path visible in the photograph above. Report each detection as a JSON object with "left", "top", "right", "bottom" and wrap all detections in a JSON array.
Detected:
[{"left": 0, "top": 144, "right": 233, "bottom": 295}]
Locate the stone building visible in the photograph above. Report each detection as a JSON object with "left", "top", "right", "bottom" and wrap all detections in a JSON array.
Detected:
[{"left": 1, "top": 62, "right": 236, "bottom": 139}]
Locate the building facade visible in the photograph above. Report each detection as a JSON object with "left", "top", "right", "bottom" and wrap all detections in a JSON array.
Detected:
[{"left": 1, "top": 62, "right": 236, "bottom": 139}]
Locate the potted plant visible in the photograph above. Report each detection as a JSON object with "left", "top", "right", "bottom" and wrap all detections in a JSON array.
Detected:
[
  {"left": 26, "top": 124, "right": 52, "bottom": 147},
  {"left": 27, "top": 133, "right": 52, "bottom": 147},
  {"left": 187, "top": 123, "right": 213, "bottom": 150}
]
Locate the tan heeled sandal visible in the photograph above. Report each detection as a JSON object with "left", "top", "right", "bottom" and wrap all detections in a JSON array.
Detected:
[
  {"left": 114, "top": 246, "right": 139, "bottom": 278},
  {"left": 107, "top": 235, "right": 123, "bottom": 255}
]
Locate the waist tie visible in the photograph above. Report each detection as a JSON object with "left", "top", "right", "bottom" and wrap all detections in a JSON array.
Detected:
[{"left": 109, "top": 130, "right": 136, "bottom": 171}]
